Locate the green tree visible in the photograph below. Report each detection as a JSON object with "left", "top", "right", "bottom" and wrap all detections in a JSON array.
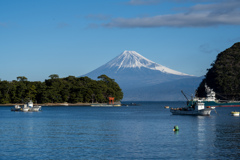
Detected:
[
  {"left": 49, "top": 74, "right": 59, "bottom": 79},
  {"left": 0, "top": 74, "right": 123, "bottom": 104},
  {"left": 17, "top": 76, "right": 27, "bottom": 82}
]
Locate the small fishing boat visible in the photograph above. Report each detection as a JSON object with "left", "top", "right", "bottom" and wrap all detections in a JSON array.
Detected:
[
  {"left": 11, "top": 105, "right": 22, "bottom": 111},
  {"left": 11, "top": 100, "right": 41, "bottom": 112},
  {"left": 164, "top": 106, "right": 169, "bottom": 109},
  {"left": 231, "top": 111, "right": 239, "bottom": 116},
  {"left": 187, "top": 84, "right": 240, "bottom": 107},
  {"left": 170, "top": 100, "right": 213, "bottom": 116},
  {"left": 27, "top": 100, "right": 41, "bottom": 112},
  {"left": 22, "top": 104, "right": 29, "bottom": 112}
]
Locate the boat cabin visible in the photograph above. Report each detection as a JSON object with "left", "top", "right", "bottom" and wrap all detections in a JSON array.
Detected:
[{"left": 195, "top": 101, "right": 205, "bottom": 111}]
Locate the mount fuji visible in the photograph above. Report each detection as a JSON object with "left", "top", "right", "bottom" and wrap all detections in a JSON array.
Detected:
[{"left": 82, "top": 51, "right": 202, "bottom": 101}]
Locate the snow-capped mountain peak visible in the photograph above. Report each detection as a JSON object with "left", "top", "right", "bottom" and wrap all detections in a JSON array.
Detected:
[
  {"left": 105, "top": 50, "right": 190, "bottom": 76},
  {"left": 107, "top": 50, "right": 154, "bottom": 69},
  {"left": 82, "top": 50, "right": 197, "bottom": 100}
]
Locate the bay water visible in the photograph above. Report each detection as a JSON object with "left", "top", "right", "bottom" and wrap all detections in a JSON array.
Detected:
[{"left": 0, "top": 101, "right": 240, "bottom": 159}]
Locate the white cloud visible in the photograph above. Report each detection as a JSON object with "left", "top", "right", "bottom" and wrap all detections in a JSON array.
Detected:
[
  {"left": 103, "top": 0, "right": 240, "bottom": 28},
  {"left": 103, "top": 12, "right": 240, "bottom": 28}
]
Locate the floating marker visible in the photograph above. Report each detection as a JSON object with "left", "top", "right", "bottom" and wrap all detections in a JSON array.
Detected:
[{"left": 173, "top": 125, "right": 179, "bottom": 131}]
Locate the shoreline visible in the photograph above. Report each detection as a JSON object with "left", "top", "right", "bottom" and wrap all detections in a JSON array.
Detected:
[
  {"left": 1, "top": 101, "right": 122, "bottom": 107},
  {"left": 0, "top": 103, "right": 96, "bottom": 106}
]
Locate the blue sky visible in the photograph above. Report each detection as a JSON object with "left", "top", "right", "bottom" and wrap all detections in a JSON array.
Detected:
[{"left": 1, "top": 0, "right": 240, "bottom": 81}]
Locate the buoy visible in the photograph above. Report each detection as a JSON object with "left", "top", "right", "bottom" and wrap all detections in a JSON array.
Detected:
[{"left": 173, "top": 125, "right": 179, "bottom": 131}]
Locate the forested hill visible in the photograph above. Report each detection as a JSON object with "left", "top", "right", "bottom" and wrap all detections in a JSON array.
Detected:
[
  {"left": 0, "top": 74, "right": 123, "bottom": 104},
  {"left": 196, "top": 42, "right": 240, "bottom": 100}
]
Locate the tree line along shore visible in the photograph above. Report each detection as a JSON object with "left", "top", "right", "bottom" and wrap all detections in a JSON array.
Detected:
[
  {"left": 0, "top": 102, "right": 92, "bottom": 106},
  {"left": 0, "top": 74, "right": 123, "bottom": 104}
]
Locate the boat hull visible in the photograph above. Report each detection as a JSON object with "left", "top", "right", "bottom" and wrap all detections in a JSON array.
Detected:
[
  {"left": 11, "top": 108, "right": 22, "bottom": 111},
  {"left": 29, "top": 107, "right": 41, "bottom": 112},
  {"left": 231, "top": 112, "right": 240, "bottom": 116},
  {"left": 170, "top": 108, "right": 212, "bottom": 116},
  {"left": 22, "top": 108, "right": 29, "bottom": 112},
  {"left": 189, "top": 100, "right": 240, "bottom": 107}
]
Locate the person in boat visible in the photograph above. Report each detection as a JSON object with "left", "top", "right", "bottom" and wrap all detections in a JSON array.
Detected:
[
  {"left": 189, "top": 102, "right": 196, "bottom": 110},
  {"left": 192, "top": 103, "right": 196, "bottom": 110}
]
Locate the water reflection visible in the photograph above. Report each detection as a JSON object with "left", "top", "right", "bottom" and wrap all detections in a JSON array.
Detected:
[
  {"left": 213, "top": 114, "right": 240, "bottom": 159},
  {"left": 1, "top": 104, "right": 240, "bottom": 159}
]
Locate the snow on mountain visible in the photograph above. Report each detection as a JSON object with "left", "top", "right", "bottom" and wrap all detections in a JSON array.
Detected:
[
  {"left": 82, "top": 50, "right": 196, "bottom": 92},
  {"left": 103, "top": 50, "right": 190, "bottom": 76},
  {"left": 81, "top": 50, "right": 200, "bottom": 100}
]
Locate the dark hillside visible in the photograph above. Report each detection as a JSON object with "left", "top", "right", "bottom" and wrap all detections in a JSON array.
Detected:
[{"left": 196, "top": 42, "right": 240, "bottom": 100}]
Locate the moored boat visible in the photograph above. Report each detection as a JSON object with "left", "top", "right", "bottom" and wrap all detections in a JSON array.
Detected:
[
  {"left": 11, "top": 105, "right": 22, "bottom": 111},
  {"left": 29, "top": 105, "right": 42, "bottom": 111},
  {"left": 188, "top": 84, "right": 240, "bottom": 107},
  {"left": 27, "top": 100, "right": 41, "bottom": 112},
  {"left": 11, "top": 100, "right": 41, "bottom": 112},
  {"left": 231, "top": 111, "right": 240, "bottom": 116},
  {"left": 22, "top": 104, "right": 29, "bottom": 112},
  {"left": 170, "top": 100, "right": 213, "bottom": 116}
]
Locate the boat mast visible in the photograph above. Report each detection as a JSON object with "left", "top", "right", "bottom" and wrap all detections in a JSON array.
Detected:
[
  {"left": 181, "top": 90, "right": 190, "bottom": 105},
  {"left": 181, "top": 90, "right": 189, "bottom": 101}
]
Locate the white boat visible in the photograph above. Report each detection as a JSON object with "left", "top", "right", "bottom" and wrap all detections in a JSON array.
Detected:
[
  {"left": 188, "top": 84, "right": 240, "bottom": 107},
  {"left": 27, "top": 100, "right": 41, "bottom": 112},
  {"left": 22, "top": 104, "right": 29, "bottom": 112},
  {"left": 31, "top": 106, "right": 41, "bottom": 111},
  {"left": 11, "top": 105, "right": 22, "bottom": 111},
  {"left": 170, "top": 100, "right": 213, "bottom": 116},
  {"left": 11, "top": 100, "right": 41, "bottom": 112},
  {"left": 231, "top": 111, "right": 239, "bottom": 116},
  {"left": 211, "top": 106, "right": 216, "bottom": 109}
]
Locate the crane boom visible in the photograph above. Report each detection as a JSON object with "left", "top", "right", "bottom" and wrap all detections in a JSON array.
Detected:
[{"left": 181, "top": 90, "right": 189, "bottom": 101}]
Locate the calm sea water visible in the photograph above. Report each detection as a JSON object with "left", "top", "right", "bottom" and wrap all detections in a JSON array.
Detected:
[{"left": 0, "top": 101, "right": 240, "bottom": 160}]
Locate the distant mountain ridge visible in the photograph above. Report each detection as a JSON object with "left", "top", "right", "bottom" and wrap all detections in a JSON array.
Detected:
[
  {"left": 82, "top": 50, "right": 201, "bottom": 101},
  {"left": 124, "top": 76, "right": 204, "bottom": 101}
]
